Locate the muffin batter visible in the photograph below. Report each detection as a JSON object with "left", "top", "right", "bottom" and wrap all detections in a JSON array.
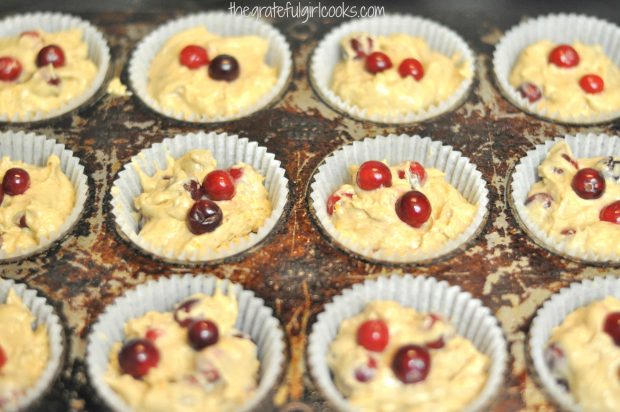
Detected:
[
  {"left": 328, "top": 301, "right": 489, "bottom": 412},
  {"left": 148, "top": 27, "right": 277, "bottom": 118},
  {"left": 330, "top": 33, "right": 471, "bottom": 116},
  {"left": 0, "top": 29, "right": 98, "bottom": 119}
]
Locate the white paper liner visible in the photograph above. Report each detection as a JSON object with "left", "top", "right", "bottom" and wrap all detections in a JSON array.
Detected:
[
  {"left": 510, "top": 133, "right": 620, "bottom": 263},
  {"left": 0, "top": 131, "right": 89, "bottom": 262},
  {"left": 310, "top": 14, "right": 475, "bottom": 124},
  {"left": 493, "top": 13, "right": 620, "bottom": 125},
  {"left": 86, "top": 274, "right": 285, "bottom": 412},
  {"left": 128, "top": 11, "right": 292, "bottom": 123},
  {"left": 0, "top": 278, "right": 65, "bottom": 412},
  {"left": 309, "top": 134, "right": 489, "bottom": 264},
  {"left": 530, "top": 276, "right": 620, "bottom": 412},
  {"left": 308, "top": 274, "right": 507, "bottom": 412},
  {"left": 111, "top": 131, "right": 288, "bottom": 264},
  {"left": 0, "top": 12, "right": 111, "bottom": 123}
]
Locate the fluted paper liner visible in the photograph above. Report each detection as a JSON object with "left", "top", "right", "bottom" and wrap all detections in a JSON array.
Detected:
[
  {"left": 111, "top": 131, "right": 288, "bottom": 263},
  {"left": 510, "top": 133, "right": 620, "bottom": 263},
  {"left": 493, "top": 13, "right": 620, "bottom": 125},
  {"left": 86, "top": 274, "right": 286, "bottom": 412},
  {"left": 309, "top": 134, "right": 489, "bottom": 264},
  {"left": 0, "top": 12, "right": 110, "bottom": 123},
  {"left": 308, "top": 274, "right": 508, "bottom": 412},
  {"left": 0, "top": 278, "right": 65, "bottom": 412},
  {"left": 310, "top": 14, "right": 474, "bottom": 124},
  {"left": 0, "top": 131, "right": 89, "bottom": 261},
  {"left": 129, "top": 12, "right": 292, "bottom": 123}
]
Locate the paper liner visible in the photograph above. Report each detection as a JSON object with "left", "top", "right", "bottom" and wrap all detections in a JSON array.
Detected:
[
  {"left": 86, "top": 274, "right": 285, "bottom": 412},
  {"left": 510, "top": 133, "right": 620, "bottom": 264},
  {"left": 309, "top": 14, "right": 475, "bottom": 124},
  {"left": 0, "top": 12, "right": 111, "bottom": 123},
  {"left": 0, "top": 278, "right": 65, "bottom": 412},
  {"left": 308, "top": 274, "right": 508, "bottom": 412},
  {"left": 128, "top": 11, "right": 292, "bottom": 123},
  {"left": 530, "top": 276, "right": 620, "bottom": 412},
  {"left": 0, "top": 131, "right": 89, "bottom": 262},
  {"left": 111, "top": 131, "right": 288, "bottom": 264},
  {"left": 493, "top": 13, "right": 620, "bottom": 125},
  {"left": 309, "top": 134, "right": 489, "bottom": 264}
]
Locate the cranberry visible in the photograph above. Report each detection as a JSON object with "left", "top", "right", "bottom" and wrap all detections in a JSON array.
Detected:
[
  {"left": 571, "top": 168, "right": 605, "bottom": 199},
  {"left": 118, "top": 338, "right": 160, "bottom": 379},
  {"left": 350, "top": 37, "right": 373, "bottom": 59},
  {"left": 356, "top": 161, "right": 392, "bottom": 190},
  {"left": 604, "top": 312, "right": 620, "bottom": 346},
  {"left": 525, "top": 193, "right": 553, "bottom": 209},
  {"left": 356, "top": 319, "right": 389, "bottom": 352},
  {"left": 3, "top": 168, "right": 30, "bottom": 195},
  {"left": 326, "top": 192, "right": 352, "bottom": 215},
  {"left": 179, "top": 45, "right": 209, "bottom": 69},
  {"left": 365, "top": 52, "right": 392, "bottom": 74},
  {"left": 354, "top": 357, "right": 378, "bottom": 383},
  {"left": 0, "top": 345, "right": 5, "bottom": 369},
  {"left": 203, "top": 170, "right": 235, "bottom": 201},
  {"left": 228, "top": 167, "right": 243, "bottom": 180},
  {"left": 579, "top": 74, "right": 604, "bottom": 94},
  {"left": 36, "top": 45, "right": 65, "bottom": 68},
  {"left": 398, "top": 58, "right": 424, "bottom": 81},
  {"left": 561, "top": 154, "right": 579, "bottom": 169},
  {"left": 145, "top": 329, "right": 162, "bottom": 341},
  {"left": 518, "top": 82, "right": 542, "bottom": 103},
  {"left": 601, "top": 201, "right": 620, "bottom": 224},
  {"left": 548, "top": 45, "right": 580, "bottom": 68},
  {"left": 423, "top": 313, "right": 442, "bottom": 330},
  {"left": 0, "top": 184, "right": 3, "bottom": 206},
  {"left": 47, "top": 76, "right": 61, "bottom": 86},
  {"left": 560, "top": 228, "right": 576, "bottom": 236},
  {"left": 396, "top": 190, "right": 432, "bottom": 228},
  {"left": 409, "top": 162, "right": 426, "bottom": 185},
  {"left": 183, "top": 180, "right": 203, "bottom": 201},
  {"left": 174, "top": 298, "right": 199, "bottom": 327},
  {"left": 187, "top": 199, "right": 223, "bottom": 234},
  {"left": 0, "top": 57, "right": 22, "bottom": 82},
  {"left": 188, "top": 319, "right": 219, "bottom": 350},
  {"left": 18, "top": 215, "right": 27, "bottom": 228},
  {"left": 426, "top": 337, "right": 445, "bottom": 349},
  {"left": 391, "top": 344, "right": 431, "bottom": 384},
  {"left": 208, "top": 54, "right": 239, "bottom": 82}
]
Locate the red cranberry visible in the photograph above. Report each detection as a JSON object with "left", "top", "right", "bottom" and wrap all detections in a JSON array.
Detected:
[
  {"left": 571, "top": 168, "right": 605, "bottom": 199},
  {"left": 18, "top": 215, "right": 27, "bottom": 228},
  {"left": 350, "top": 37, "right": 373, "bottom": 59},
  {"left": 391, "top": 344, "right": 431, "bottom": 384},
  {"left": 604, "top": 312, "right": 620, "bottom": 346},
  {"left": 203, "top": 170, "right": 235, "bottom": 201},
  {"left": 356, "top": 319, "right": 389, "bottom": 352},
  {"left": 3, "top": 168, "right": 30, "bottom": 195},
  {"left": 188, "top": 319, "right": 219, "bottom": 350},
  {"left": 145, "top": 329, "right": 162, "bottom": 341},
  {"left": 518, "top": 82, "right": 542, "bottom": 103},
  {"left": 174, "top": 298, "right": 199, "bottom": 327},
  {"left": 228, "top": 167, "right": 243, "bottom": 180},
  {"left": 601, "top": 201, "right": 620, "bottom": 224},
  {"left": 548, "top": 45, "right": 580, "bottom": 68},
  {"left": 525, "top": 193, "right": 553, "bottom": 209},
  {"left": 36, "top": 45, "right": 65, "bottom": 68},
  {"left": 47, "top": 76, "right": 61, "bottom": 86},
  {"left": 208, "top": 54, "right": 239, "bottom": 82},
  {"left": 0, "top": 57, "right": 22, "bottom": 82},
  {"left": 354, "top": 357, "right": 378, "bottom": 382},
  {"left": 356, "top": 161, "right": 392, "bottom": 190},
  {"left": 560, "top": 228, "right": 576, "bottom": 236},
  {"left": 118, "top": 338, "right": 160, "bottom": 379},
  {"left": 579, "top": 74, "right": 604, "bottom": 94},
  {"left": 396, "top": 190, "right": 432, "bottom": 228},
  {"left": 187, "top": 200, "right": 223, "bottom": 234},
  {"left": 409, "top": 161, "right": 426, "bottom": 184},
  {"left": 0, "top": 345, "right": 6, "bottom": 369},
  {"left": 425, "top": 337, "right": 445, "bottom": 349},
  {"left": 561, "top": 154, "right": 579, "bottom": 169},
  {"left": 326, "top": 192, "right": 352, "bottom": 215},
  {"left": 179, "top": 45, "right": 209, "bottom": 69},
  {"left": 365, "top": 52, "right": 392, "bottom": 74},
  {"left": 398, "top": 58, "right": 424, "bottom": 81},
  {"left": 183, "top": 180, "right": 203, "bottom": 201}
]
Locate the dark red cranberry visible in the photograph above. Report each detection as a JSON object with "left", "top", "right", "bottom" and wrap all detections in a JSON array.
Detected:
[
  {"left": 571, "top": 168, "right": 605, "bottom": 199},
  {"left": 36, "top": 45, "right": 65, "bottom": 68},
  {"left": 354, "top": 357, "right": 378, "bottom": 382},
  {"left": 525, "top": 193, "right": 553, "bottom": 209},
  {"left": 409, "top": 162, "right": 426, "bottom": 184},
  {"left": 391, "top": 344, "right": 431, "bottom": 384},
  {"left": 188, "top": 319, "right": 219, "bottom": 350},
  {"left": 604, "top": 312, "right": 620, "bottom": 346},
  {"left": 356, "top": 319, "right": 389, "bottom": 352},
  {"left": 548, "top": 45, "right": 579, "bottom": 68},
  {"left": 179, "top": 45, "right": 209, "bottom": 69},
  {"left": 0, "top": 344, "right": 6, "bottom": 369},
  {"left": 174, "top": 298, "right": 199, "bottom": 327},
  {"left": 326, "top": 192, "right": 352, "bottom": 215},
  {"left": 208, "top": 54, "right": 239, "bottom": 82},
  {"left": 561, "top": 154, "right": 579, "bottom": 169},
  {"left": 396, "top": 190, "right": 432, "bottom": 228},
  {"left": 365, "top": 52, "right": 392, "bottom": 74},
  {"left": 183, "top": 180, "right": 203, "bottom": 200},
  {"left": 118, "top": 338, "right": 160, "bottom": 379},
  {"left": 18, "top": 215, "right": 27, "bottom": 228},
  {"left": 0, "top": 57, "right": 22, "bottom": 82},
  {"left": 145, "top": 329, "right": 162, "bottom": 341},
  {"left": 398, "top": 58, "right": 424, "bottom": 81},
  {"left": 579, "top": 74, "right": 604, "bottom": 94},
  {"left": 425, "top": 337, "right": 445, "bottom": 349},
  {"left": 187, "top": 200, "right": 223, "bottom": 234},
  {"left": 518, "top": 82, "right": 542, "bottom": 103},
  {"left": 47, "top": 76, "right": 61, "bottom": 86},
  {"left": 356, "top": 161, "right": 392, "bottom": 190},
  {"left": 601, "top": 201, "right": 620, "bottom": 224},
  {"left": 228, "top": 167, "right": 243, "bottom": 180},
  {"left": 203, "top": 170, "right": 235, "bottom": 201},
  {"left": 3, "top": 168, "right": 30, "bottom": 195}
]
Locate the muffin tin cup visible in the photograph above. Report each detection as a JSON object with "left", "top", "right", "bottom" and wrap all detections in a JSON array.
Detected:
[
  {"left": 510, "top": 133, "right": 620, "bottom": 264},
  {"left": 529, "top": 276, "right": 620, "bottom": 412},
  {"left": 308, "top": 274, "right": 508, "bottom": 412},
  {"left": 310, "top": 14, "right": 475, "bottom": 124},
  {"left": 309, "top": 134, "right": 489, "bottom": 264},
  {"left": 86, "top": 274, "right": 286, "bottom": 412},
  {"left": 0, "top": 278, "right": 65, "bottom": 412},
  {"left": 0, "top": 131, "right": 89, "bottom": 262},
  {"left": 129, "top": 11, "right": 292, "bottom": 123},
  {"left": 0, "top": 12, "right": 111, "bottom": 123},
  {"left": 110, "top": 131, "right": 289, "bottom": 264},
  {"left": 493, "top": 13, "right": 620, "bottom": 125}
]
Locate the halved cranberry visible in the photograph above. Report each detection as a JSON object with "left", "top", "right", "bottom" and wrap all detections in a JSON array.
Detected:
[
  {"left": 391, "top": 344, "right": 430, "bottom": 384},
  {"left": 145, "top": 329, "right": 162, "bottom": 341},
  {"left": 36, "top": 45, "right": 65, "bottom": 68},
  {"left": 187, "top": 200, "right": 223, "bottom": 234},
  {"left": 408, "top": 162, "right": 426, "bottom": 185},
  {"left": 425, "top": 337, "right": 445, "bottom": 349},
  {"left": 604, "top": 312, "right": 620, "bottom": 346},
  {"left": 118, "top": 338, "right": 160, "bottom": 379},
  {"left": 0, "top": 345, "right": 6, "bottom": 369},
  {"left": 183, "top": 180, "right": 203, "bottom": 200},
  {"left": 174, "top": 298, "right": 199, "bottom": 327},
  {"left": 3, "top": 168, "right": 30, "bottom": 195},
  {"left": 396, "top": 190, "right": 432, "bottom": 228},
  {"left": 518, "top": 82, "right": 542, "bottom": 103},
  {"left": 0, "top": 57, "right": 22, "bottom": 82},
  {"left": 354, "top": 357, "right": 378, "bottom": 382},
  {"left": 208, "top": 54, "right": 239, "bottom": 82},
  {"left": 326, "top": 192, "right": 352, "bottom": 215},
  {"left": 561, "top": 154, "right": 579, "bottom": 169},
  {"left": 398, "top": 58, "right": 424, "bottom": 81},
  {"left": 179, "top": 45, "right": 209, "bottom": 69},
  {"left": 365, "top": 52, "right": 392, "bottom": 74},
  {"left": 356, "top": 319, "right": 389, "bottom": 352},
  {"left": 579, "top": 74, "right": 604, "bottom": 94},
  {"left": 228, "top": 167, "right": 243, "bottom": 180},
  {"left": 350, "top": 37, "right": 373, "bottom": 59},
  {"left": 356, "top": 161, "right": 392, "bottom": 190},
  {"left": 525, "top": 193, "right": 553, "bottom": 209},
  {"left": 600, "top": 201, "right": 620, "bottom": 224},
  {"left": 571, "top": 168, "right": 605, "bottom": 199},
  {"left": 548, "top": 45, "right": 579, "bottom": 68},
  {"left": 203, "top": 170, "right": 235, "bottom": 201},
  {"left": 188, "top": 319, "right": 219, "bottom": 350}
]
